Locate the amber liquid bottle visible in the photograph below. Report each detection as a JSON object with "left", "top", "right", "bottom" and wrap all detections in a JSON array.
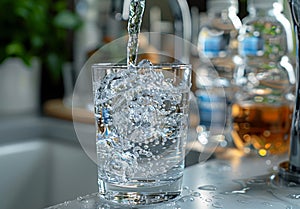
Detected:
[
  {"left": 232, "top": 103, "right": 293, "bottom": 155},
  {"left": 232, "top": 0, "right": 295, "bottom": 156}
]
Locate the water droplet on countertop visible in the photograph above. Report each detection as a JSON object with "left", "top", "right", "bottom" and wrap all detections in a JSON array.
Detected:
[
  {"left": 262, "top": 201, "right": 273, "bottom": 206},
  {"left": 63, "top": 201, "right": 70, "bottom": 206},
  {"left": 237, "top": 199, "right": 249, "bottom": 204},
  {"left": 288, "top": 182, "right": 298, "bottom": 187},
  {"left": 198, "top": 185, "right": 217, "bottom": 191},
  {"left": 247, "top": 178, "right": 266, "bottom": 185},
  {"left": 287, "top": 194, "right": 300, "bottom": 199},
  {"left": 212, "top": 195, "right": 224, "bottom": 200},
  {"left": 189, "top": 196, "right": 195, "bottom": 201},
  {"left": 183, "top": 186, "right": 190, "bottom": 190},
  {"left": 285, "top": 206, "right": 293, "bottom": 209},
  {"left": 224, "top": 187, "right": 250, "bottom": 194},
  {"left": 174, "top": 205, "right": 181, "bottom": 209},
  {"left": 212, "top": 202, "right": 223, "bottom": 208},
  {"left": 192, "top": 191, "right": 201, "bottom": 197},
  {"left": 177, "top": 195, "right": 190, "bottom": 203}
]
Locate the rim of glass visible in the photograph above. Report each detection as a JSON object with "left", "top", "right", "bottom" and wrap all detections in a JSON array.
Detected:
[{"left": 91, "top": 63, "right": 192, "bottom": 69}]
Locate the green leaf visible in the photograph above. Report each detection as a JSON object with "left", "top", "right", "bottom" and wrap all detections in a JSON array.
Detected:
[
  {"left": 5, "top": 42, "right": 24, "bottom": 56},
  {"left": 54, "top": 10, "right": 82, "bottom": 30}
]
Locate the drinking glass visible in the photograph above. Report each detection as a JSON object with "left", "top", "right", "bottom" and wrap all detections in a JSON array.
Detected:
[{"left": 91, "top": 63, "right": 191, "bottom": 205}]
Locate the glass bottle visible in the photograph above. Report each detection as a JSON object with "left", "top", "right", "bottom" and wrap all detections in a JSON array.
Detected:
[
  {"left": 232, "top": 0, "right": 295, "bottom": 156},
  {"left": 196, "top": 0, "right": 242, "bottom": 147}
]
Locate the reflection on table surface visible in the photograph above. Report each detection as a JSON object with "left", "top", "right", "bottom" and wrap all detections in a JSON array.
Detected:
[{"left": 46, "top": 149, "right": 300, "bottom": 209}]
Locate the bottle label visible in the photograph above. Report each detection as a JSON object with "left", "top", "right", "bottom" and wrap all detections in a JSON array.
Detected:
[
  {"left": 198, "top": 27, "right": 227, "bottom": 57},
  {"left": 196, "top": 90, "right": 226, "bottom": 128},
  {"left": 240, "top": 37, "right": 264, "bottom": 56}
]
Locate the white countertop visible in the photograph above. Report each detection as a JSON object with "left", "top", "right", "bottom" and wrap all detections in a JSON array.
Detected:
[{"left": 46, "top": 149, "right": 300, "bottom": 209}]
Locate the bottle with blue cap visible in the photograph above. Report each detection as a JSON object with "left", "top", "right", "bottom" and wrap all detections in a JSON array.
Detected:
[{"left": 196, "top": 0, "right": 242, "bottom": 148}]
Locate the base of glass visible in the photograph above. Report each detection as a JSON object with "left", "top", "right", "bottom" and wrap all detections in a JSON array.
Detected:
[{"left": 98, "top": 177, "right": 182, "bottom": 206}]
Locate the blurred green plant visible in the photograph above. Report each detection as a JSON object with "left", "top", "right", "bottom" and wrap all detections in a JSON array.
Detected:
[{"left": 0, "top": 0, "right": 82, "bottom": 79}]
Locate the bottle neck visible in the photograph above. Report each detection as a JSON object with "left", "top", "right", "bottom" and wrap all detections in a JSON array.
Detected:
[
  {"left": 208, "top": 7, "right": 238, "bottom": 18},
  {"left": 248, "top": 7, "right": 274, "bottom": 17}
]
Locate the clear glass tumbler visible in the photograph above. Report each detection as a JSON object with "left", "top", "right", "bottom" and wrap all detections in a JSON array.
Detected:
[{"left": 91, "top": 63, "right": 191, "bottom": 205}]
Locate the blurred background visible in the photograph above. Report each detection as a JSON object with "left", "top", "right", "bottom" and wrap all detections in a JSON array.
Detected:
[{"left": 0, "top": 0, "right": 249, "bottom": 114}]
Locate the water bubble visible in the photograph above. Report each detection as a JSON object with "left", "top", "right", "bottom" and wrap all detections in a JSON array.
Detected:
[
  {"left": 286, "top": 206, "right": 293, "bottom": 209},
  {"left": 192, "top": 191, "right": 201, "bottom": 197},
  {"left": 205, "top": 198, "right": 213, "bottom": 202},
  {"left": 198, "top": 185, "right": 217, "bottom": 191}
]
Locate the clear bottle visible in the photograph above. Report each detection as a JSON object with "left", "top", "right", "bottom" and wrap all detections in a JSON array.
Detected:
[
  {"left": 196, "top": 0, "right": 242, "bottom": 147},
  {"left": 233, "top": 0, "right": 295, "bottom": 156}
]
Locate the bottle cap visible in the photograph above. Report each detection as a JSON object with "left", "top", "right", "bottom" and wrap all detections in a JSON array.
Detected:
[
  {"left": 207, "top": 0, "right": 239, "bottom": 13},
  {"left": 248, "top": 0, "right": 281, "bottom": 10}
]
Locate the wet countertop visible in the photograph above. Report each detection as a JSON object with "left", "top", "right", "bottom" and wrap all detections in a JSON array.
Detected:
[{"left": 46, "top": 149, "right": 300, "bottom": 209}]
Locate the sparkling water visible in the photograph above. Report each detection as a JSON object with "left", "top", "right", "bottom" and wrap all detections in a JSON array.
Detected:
[{"left": 94, "top": 62, "right": 190, "bottom": 187}]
